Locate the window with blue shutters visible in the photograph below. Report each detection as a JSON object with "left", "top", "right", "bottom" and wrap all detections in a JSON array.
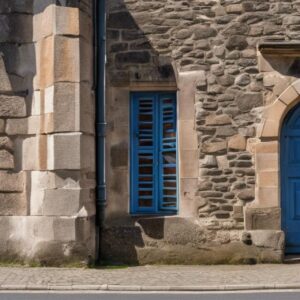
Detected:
[{"left": 130, "top": 92, "right": 178, "bottom": 214}]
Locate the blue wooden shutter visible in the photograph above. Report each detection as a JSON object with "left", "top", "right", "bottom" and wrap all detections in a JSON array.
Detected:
[
  {"left": 158, "top": 93, "right": 178, "bottom": 211},
  {"left": 131, "top": 93, "right": 158, "bottom": 213},
  {"left": 131, "top": 92, "right": 177, "bottom": 214}
]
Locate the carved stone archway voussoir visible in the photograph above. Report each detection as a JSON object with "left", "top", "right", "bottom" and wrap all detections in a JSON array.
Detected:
[{"left": 245, "top": 80, "right": 300, "bottom": 231}]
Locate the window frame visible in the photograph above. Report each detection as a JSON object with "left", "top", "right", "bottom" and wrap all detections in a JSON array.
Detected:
[{"left": 130, "top": 91, "right": 178, "bottom": 215}]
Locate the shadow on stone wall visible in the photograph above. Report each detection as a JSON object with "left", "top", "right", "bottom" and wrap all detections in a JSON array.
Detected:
[
  {"left": 101, "top": 218, "right": 166, "bottom": 265},
  {"left": 0, "top": 2, "right": 36, "bottom": 216},
  {"left": 261, "top": 55, "right": 300, "bottom": 77},
  {"left": 103, "top": 0, "right": 178, "bottom": 264},
  {"left": 106, "top": 0, "right": 176, "bottom": 85},
  {"left": 34, "top": 0, "right": 90, "bottom": 14}
]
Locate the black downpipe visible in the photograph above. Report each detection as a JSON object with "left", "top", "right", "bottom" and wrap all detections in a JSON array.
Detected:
[{"left": 94, "top": 0, "right": 106, "bottom": 263}]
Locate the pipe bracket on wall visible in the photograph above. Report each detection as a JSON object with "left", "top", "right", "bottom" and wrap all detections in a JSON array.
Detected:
[{"left": 96, "top": 122, "right": 107, "bottom": 138}]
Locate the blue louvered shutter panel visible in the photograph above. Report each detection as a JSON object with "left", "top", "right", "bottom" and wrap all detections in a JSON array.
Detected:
[
  {"left": 131, "top": 92, "right": 178, "bottom": 214},
  {"left": 158, "top": 94, "right": 178, "bottom": 211},
  {"left": 131, "top": 93, "right": 157, "bottom": 213}
]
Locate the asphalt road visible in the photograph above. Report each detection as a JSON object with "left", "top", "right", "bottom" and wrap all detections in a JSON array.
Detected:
[{"left": 0, "top": 291, "right": 300, "bottom": 300}]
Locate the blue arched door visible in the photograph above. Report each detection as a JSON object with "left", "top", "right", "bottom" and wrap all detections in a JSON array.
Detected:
[{"left": 281, "top": 104, "right": 300, "bottom": 254}]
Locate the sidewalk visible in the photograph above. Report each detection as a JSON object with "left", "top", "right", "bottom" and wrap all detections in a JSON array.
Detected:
[{"left": 0, "top": 264, "right": 299, "bottom": 291}]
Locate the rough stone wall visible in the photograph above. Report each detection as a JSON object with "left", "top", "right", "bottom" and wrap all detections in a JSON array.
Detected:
[
  {"left": 103, "top": 0, "right": 300, "bottom": 264},
  {"left": 0, "top": 0, "right": 96, "bottom": 265}
]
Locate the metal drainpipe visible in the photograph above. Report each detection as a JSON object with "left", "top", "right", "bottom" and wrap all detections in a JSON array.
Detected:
[{"left": 95, "top": 0, "right": 106, "bottom": 263}]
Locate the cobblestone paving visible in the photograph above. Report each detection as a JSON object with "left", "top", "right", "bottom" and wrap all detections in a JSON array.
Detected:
[{"left": 0, "top": 265, "right": 299, "bottom": 288}]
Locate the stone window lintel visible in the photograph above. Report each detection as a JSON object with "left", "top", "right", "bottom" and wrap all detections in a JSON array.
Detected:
[{"left": 259, "top": 42, "right": 300, "bottom": 56}]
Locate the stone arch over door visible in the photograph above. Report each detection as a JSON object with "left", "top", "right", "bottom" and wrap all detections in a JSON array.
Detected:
[{"left": 245, "top": 80, "right": 300, "bottom": 232}]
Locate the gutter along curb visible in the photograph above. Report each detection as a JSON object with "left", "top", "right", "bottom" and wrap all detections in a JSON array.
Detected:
[{"left": 1, "top": 283, "right": 300, "bottom": 291}]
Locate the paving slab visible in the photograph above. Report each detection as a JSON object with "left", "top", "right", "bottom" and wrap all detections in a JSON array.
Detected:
[{"left": 0, "top": 265, "right": 298, "bottom": 291}]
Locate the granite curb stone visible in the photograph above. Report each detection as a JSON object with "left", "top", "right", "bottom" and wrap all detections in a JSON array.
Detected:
[{"left": 0, "top": 283, "right": 299, "bottom": 292}]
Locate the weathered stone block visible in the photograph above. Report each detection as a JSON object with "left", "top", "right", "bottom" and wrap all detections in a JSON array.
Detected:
[
  {"left": 233, "top": 205, "right": 243, "bottom": 221},
  {"left": 0, "top": 172, "right": 24, "bottom": 192},
  {"left": 80, "top": 39, "right": 93, "bottom": 82},
  {"left": 235, "top": 73, "right": 251, "bottom": 86},
  {"left": 48, "top": 133, "right": 81, "bottom": 170},
  {"left": 0, "top": 216, "right": 94, "bottom": 265},
  {"left": 0, "top": 120, "right": 4, "bottom": 133},
  {"left": 107, "top": 11, "right": 137, "bottom": 29},
  {"left": 0, "top": 55, "right": 12, "bottom": 92},
  {"left": 180, "top": 150, "right": 198, "bottom": 178},
  {"left": 258, "top": 171, "right": 278, "bottom": 187},
  {"left": 43, "top": 189, "right": 82, "bottom": 216},
  {"left": 54, "top": 36, "right": 80, "bottom": 83},
  {"left": 35, "top": 35, "right": 54, "bottom": 89},
  {"left": 217, "top": 75, "right": 235, "bottom": 87},
  {"left": 249, "top": 230, "right": 284, "bottom": 250},
  {"left": 284, "top": 16, "right": 300, "bottom": 25},
  {"left": 80, "top": 84, "right": 95, "bottom": 134},
  {"left": 206, "top": 114, "right": 232, "bottom": 126},
  {"left": 53, "top": 217, "right": 76, "bottom": 241},
  {"left": 226, "top": 4, "right": 244, "bottom": 14},
  {"left": 45, "top": 83, "right": 79, "bottom": 133},
  {"left": 0, "top": 193, "right": 27, "bottom": 216},
  {"left": 216, "top": 155, "right": 229, "bottom": 169},
  {"left": 225, "top": 35, "right": 248, "bottom": 50},
  {"left": 0, "top": 14, "right": 32, "bottom": 43},
  {"left": 178, "top": 71, "right": 202, "bottom": 121},
  {"left": 236, "top": 92, "right": 263, "bottom": 112},
  {"left": 176, "top": 29, "right": 192, "bottom": 40},
  {"left": 193, "top": 25, "right": 217, "bottom": 39},
  {"left": 179, "top": 120, "right": 198, "bottom": 151},
  {"left": 256, "top": 153, "right": 278, "bottom": 171},
  {"left": 81, "top": 135, "right": 95, "bottom": 171},
  {"left": 34, "top": 4, "right": 90, "bottom": 42},
  {"left": 0, "top": 43, "right": 35, "bottom": 83},
  {"left": 29, "top": 170, "right": 91, "bottom": 216},
  {"left": 110, "top": 142, "right": 128, "bottom": 168},
  {"left": 238, "top": 189, "right": 254, "bottom": 202},
  {"left": 46, "top": 35, "right": 91, "bottom": 85},
  {"left": 0, "top": 1, "right": 33, "bottom": 13},
  {"left": 179, "top": 178, "right": 198, "bottom": 217},
  {"left": 6, "top": 117, "right": 40, "bottom": 136},
  {"left": 279, "top": 85, "right": 299, "bottom": 106},
  {"left": 257, "top": 53, "right": 273, "bottom": 72},
  {"left": 245, "top": 207, "right": 281, "bottom": 230},
  {"left": 255, "top": 141, "right": 278, "bottom": 154},
  {"left": 202, "top": 140, "right": 227, "bottom": 154},
  {"left": 55, "top": 6, "right": 80, "bottom": 36},
  {"left": 228, "top": 134, "right": 246, "bottom": 151},
  {"left": 33, "top": 5, "right": 54, "bottom": 41},
  {"left": 263, "top": 100, "right": 286, "bottom": 126},
  {"left": 22, "top": 136, "right": 39, "bottom": 170},
  {"left": 31, "top": 91, "right": 41, "bottom": 116},
  {"left": 115, "top": 51, "right": 151, "bottom": 65},
  {"left": 222, "top": 23, "right": 248, "bottom": 36},
  {"left": 0, "top": 137, "right": 13, "bottom": 151},
  {"left": 256, "top": 186, "right": 279, "bottom": 207},
  {"left": 0, "top": 95, "right": 26, "bottom": 117},
  {"left": 216, "top": 126, "right": 237, "bottom": 137},
  {"left": 0, "top": 215, "right": 95, "bottom": 262},
  {"left": 0, "top": 150, "right": 14, "bottom": 169}
]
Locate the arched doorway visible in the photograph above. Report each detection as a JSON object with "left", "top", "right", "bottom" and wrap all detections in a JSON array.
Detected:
[{"left": 281, "top": 103, "right": 300, "bottom": 254}]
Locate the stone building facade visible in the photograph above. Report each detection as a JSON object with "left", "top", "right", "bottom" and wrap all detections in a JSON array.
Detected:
[
  {"left": 103, "top": 0, "right": 300, "bottom": 264},
  {"left": 2, "top": 0, "right": 300, "bottom": 266},
  {"left": 0, "top": 1, "right": 96, "bottom": 265}
]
